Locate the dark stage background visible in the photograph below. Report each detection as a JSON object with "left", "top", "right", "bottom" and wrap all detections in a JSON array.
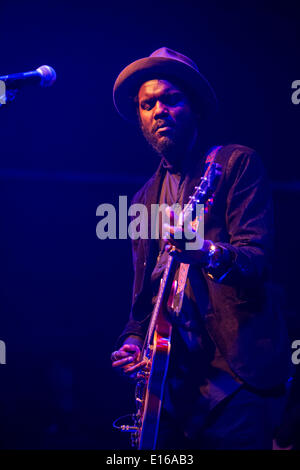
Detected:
[{"left": 0, "top": 0, "right": 299, "bottom": 449}]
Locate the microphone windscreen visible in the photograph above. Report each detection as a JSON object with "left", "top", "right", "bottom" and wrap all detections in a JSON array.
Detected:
[{"left": 36, "top": 65, "right": 56, "bottom": 87}]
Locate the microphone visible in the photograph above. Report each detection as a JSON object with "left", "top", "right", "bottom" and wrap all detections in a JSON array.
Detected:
[{"left": 0, "top": 65, "right": 56, "bottom": 88}]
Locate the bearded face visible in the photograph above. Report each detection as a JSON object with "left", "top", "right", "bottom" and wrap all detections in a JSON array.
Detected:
[{"left": 137, "top": 79, "right": 198, "bottom": 164}]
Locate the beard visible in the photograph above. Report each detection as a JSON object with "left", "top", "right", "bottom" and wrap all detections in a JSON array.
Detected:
[
  {"left": 139, "top": 116, "right": 198, "bottom": 167},
  {"left": 143, "top": 129, "right": 176, "bottom": 156}
]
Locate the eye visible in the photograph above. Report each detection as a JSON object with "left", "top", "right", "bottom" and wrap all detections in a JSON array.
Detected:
[
  {"left": 140, "top": 99, "right": 155, "bottom": 111},
  {"left": 164, "top": 93, "right": 183, "bottom": 106}
]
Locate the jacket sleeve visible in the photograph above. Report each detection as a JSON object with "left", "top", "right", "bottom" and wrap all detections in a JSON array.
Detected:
[
  {"left": 115, "top": 195, "right": 151, "bottom": 348},
  {"left": 205, "top": 147, "right": 274, "bottom": 284}
]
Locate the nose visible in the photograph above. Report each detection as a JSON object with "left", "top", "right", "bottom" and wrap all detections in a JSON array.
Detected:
[{"left": 153, "top": 100, "right": 169, "bottom": 119}]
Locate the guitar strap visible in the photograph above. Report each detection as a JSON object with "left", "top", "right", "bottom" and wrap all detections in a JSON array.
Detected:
[{"left": 172, "top": 145, "right": 223, "bottom": 314}]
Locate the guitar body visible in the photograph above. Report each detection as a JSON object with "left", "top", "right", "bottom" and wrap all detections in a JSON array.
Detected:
[
  {"left": 137, "top": 277, "right": 178, "bottom": 450},
  {"left": 138, "top": 326, "right": 172, "bottom": 449}
]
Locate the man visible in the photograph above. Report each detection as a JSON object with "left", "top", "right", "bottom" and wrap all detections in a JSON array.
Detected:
[{"left": 111, "top": 47, "right": 290, "bottom": 449}]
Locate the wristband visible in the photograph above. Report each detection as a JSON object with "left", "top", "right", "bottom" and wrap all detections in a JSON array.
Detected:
[{"left": 206, "top": 241, "right": 220, "bottom": 269}]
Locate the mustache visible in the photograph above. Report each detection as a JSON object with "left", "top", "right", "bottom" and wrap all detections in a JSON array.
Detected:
[{"left": 152, "top": 119, "right": 174, "bottom": 134}]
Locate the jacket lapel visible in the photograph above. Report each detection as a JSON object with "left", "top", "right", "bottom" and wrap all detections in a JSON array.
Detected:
[{"left": 142, "top": 159, "right": 166, "bottom": 262}]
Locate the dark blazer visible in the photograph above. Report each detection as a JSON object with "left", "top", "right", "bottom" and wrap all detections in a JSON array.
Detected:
[{"left": 118, "top": 144, "right": 290, "bottom": 390}]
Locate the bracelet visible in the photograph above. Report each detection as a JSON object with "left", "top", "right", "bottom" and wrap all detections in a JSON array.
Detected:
[
  {"left": 204, "top": 242, "right": 235, "bottom": 282},
  {"left": 206, "top": 241, "right": 220, "bottom": 269}
]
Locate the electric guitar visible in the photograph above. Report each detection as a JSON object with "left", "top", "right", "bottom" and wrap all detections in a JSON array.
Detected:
[{"left": 114, "top": 148, "right": 221, "bottom": 449}]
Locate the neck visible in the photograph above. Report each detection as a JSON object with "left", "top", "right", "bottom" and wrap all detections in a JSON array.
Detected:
[{"left": 161, "top": 133, "right": 200, "bottom": 174}]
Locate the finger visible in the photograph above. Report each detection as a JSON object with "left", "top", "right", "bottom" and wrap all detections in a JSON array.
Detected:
[
  {"left": 163, "top": 224, "right": 185, "bottom": 242},
  {"left": 120, "top": 344, "right": 140, "bottom": 355},
  {"left": 113, "top": 344, "right": 140, "bottom": 360},
  {"left": 112, "top": 355, "right": 135, "bottom": 368},
  {"left": 123, "top": 347, "right": 140, "bottom": 362},
  {"left": 111, "top": 350, "right": 128, "bottom": 361},
  {"left": 163, "top": 227, "right": 176, "bottom": 247},
  {"left": 163, "top": 235, "right": 184, "bottom": 254},
  {"left": 163, "top": 223, "right": 175, "bottom": 237},
  {"left": 123, "top": 360, "right": 148, "bottom": 375},
  {"left": 163, "top": 233, "right": 175, "bottom": 245}
]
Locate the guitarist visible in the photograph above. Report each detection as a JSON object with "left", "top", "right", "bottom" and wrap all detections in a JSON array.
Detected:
[{"left": 111, "top": 47, "right": 290, "bottom": 449}]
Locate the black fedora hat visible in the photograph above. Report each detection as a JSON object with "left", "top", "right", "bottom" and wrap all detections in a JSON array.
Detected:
[{"left": 113, "top": 47, "right": 218, "bottom": 122}]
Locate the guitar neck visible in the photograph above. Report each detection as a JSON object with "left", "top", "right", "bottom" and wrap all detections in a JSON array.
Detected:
[
  {"left": 143, "top": 254, "right": 176, "bottom": 355},
  {"left": 142, "top": 158, "right": 220, "bottom": 356}
]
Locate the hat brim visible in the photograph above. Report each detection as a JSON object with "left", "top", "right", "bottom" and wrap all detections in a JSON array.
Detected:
[{"left": 113, "top": 56, "right": 218, "bottom": 122}]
